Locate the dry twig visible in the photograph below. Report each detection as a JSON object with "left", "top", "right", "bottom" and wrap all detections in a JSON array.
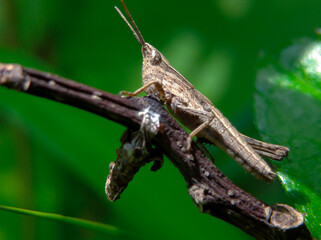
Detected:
[{"left": 0, "top": 63, "right": 312, "bottom": 239}]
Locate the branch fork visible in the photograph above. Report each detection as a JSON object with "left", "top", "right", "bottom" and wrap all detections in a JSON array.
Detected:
[{"left": 0, "top": 63, "right": 312, "bottom": 239}]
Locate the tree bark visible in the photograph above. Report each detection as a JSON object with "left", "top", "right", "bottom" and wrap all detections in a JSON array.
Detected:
[{"left": 0, "top": 63, "right": 312, "bottom": 239}]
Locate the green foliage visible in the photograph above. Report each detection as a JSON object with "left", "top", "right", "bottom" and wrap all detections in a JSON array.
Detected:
[
  {"left": 1, "top": 0, "right": 321, "bottom": 239},
  {"left": 0, "top": 205, "right": 119, "bottom": 234},
  {"left": 255, "top": 39, "right": 321, "bottom": 238}
]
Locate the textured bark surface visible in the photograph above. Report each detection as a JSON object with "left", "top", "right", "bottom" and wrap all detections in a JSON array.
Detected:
[{"left": 0, "top": 63, "right": 312, "bottom": 239}]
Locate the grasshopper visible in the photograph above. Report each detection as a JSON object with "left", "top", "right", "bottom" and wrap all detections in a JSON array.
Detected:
[{"left": 115, "top": 0, "right": 289, "bottom": 182}]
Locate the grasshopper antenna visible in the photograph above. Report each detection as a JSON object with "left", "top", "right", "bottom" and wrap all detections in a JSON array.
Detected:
[{"left": 115, "top": 0, "right": 145, "bottom": 46}]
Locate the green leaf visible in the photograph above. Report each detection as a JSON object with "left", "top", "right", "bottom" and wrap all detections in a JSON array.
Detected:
[
  {"left": 255, "top": 38, "right": 321, "bottom": 238},
  {"left": 0, "top": 205, "right": 120, "bottom": 235}
]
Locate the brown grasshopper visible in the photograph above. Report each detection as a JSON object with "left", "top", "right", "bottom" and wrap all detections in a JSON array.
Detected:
[{"left": 115, "top": 0, "right": 289, "bottom": 182}]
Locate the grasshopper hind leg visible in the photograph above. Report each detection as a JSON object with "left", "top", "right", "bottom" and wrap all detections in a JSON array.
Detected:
[
  {"left": 240, "top": 134, "right": 289, "bottom": 161},
  {"left": 184, "top": 118, "right": 214, "bottom": 151},
  {"left": 196, "top": 138, "right": 215, "bottom": 162}
]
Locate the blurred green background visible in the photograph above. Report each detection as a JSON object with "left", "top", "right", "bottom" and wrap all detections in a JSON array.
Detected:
[{"left": 0, "top": 0, "right": 320, "bottom": 239}]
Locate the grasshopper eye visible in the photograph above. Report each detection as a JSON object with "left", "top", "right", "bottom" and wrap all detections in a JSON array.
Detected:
[{"left": 151, "top": 49, "right": 162, "bottom": 65}]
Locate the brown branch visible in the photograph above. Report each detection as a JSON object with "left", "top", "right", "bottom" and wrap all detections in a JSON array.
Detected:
[{"left": 0, "top": 63, "right": 312, "bottom": 239}]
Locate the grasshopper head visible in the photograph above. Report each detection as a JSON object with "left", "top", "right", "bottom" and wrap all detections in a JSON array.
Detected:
[
  {"left": 115, "top": 1, "right": 168, "bottom": 90},
  {"left": 142, "top": 43, "right": 164, "bottom": 66},
  {"left": 115, "top": 0, "right": 167, "bottom": 66},
  {"left": 115, "top": 1, "right": 167, "bottom": 67}
]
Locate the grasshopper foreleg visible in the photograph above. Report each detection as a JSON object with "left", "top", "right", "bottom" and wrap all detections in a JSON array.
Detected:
[{"left": 120, "top": 80, "right": 166, "bottom": 100}]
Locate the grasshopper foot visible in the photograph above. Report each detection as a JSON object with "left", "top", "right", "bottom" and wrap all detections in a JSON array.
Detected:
[
  {"left": 182, "top": 137, "right": 193, "bottom": 152},
  {"left": 118, "top": 90, "right": 135, "bottom": 97}
]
